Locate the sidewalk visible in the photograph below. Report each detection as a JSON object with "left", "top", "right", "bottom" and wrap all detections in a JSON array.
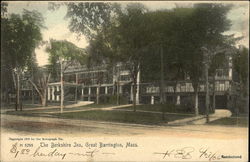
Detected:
[
  {"left": 46, "top": 104, "right": 133, "bottom": 114},
  {"left": 1, "top": 101, "right": 94, "bottom": 113},
  {"left": 168, "top": 109, "right": 232, "bottom": 125}
]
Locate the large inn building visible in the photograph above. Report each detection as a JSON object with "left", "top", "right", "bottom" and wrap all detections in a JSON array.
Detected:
[
  {"left": 18, "top": 47, "right": 243, "bottom": 113},
  {"left": 41, "top": 54, "right": 237, "bottom": 112}
]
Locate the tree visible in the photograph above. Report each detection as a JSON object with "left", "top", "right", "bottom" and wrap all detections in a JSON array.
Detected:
[
  {"left": 50, "top": 2, "right": 121, "bottom": 105},
  {"left": 65, "top": 2, "right": 120, "bottom": 41},
  {"left": 1, "top": 9, "right": 44, "bottom": 110},
  {"left": 233, "top": 46, "right": 248, "bottom": 95},
  {"left": 232, "top": 46, "right": 249, "bottom": 113},
  {"left": 1, "top": 2, "right": 8, "bottom": 18},
  {"left": 26, "top": 64, "right": 51, "bottom": 107},
  {"left": 114, "top": 3, "right": 151, "bottom": 111},
  {"left": 208, "top": 35, "right": 240, "bottom": 112},
  {"left": 177, "top": 4, "right": 232, "bottom": 116},
  {"left": 46, "top": 39, "right": 86, "bottom": 112},
  {"left": 87, "top": 35, "right": 107, "bottom": 104},
  {"left": 78, "top": 3, "right": 151, "bottom": 110}
]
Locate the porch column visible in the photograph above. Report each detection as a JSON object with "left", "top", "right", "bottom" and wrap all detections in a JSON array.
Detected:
[
  {"left": 105, "top": 86, "right": 108, "bottom": 95},
  {"left": 176, "top": 95, "right": 180, "bottom": 105},
  {"left": 81, "top": 87, "right": 84, "bottom": 101},
  {"left": 229, "top": 68, "right": 232, "bottom": 80},
  {"left": 56, "top": 86, "right": 60, "bottom": 101},
  {"left": 88, "top": 87, "right": 91, "bottom": 101},
  {"left": 47, "top": 87, "right": 51, "bottom": 101},
  {"left": 52, "top": 86, "right": 55, "bottom": 101},
  {"left": 96, "top": 86, "right": 100, "bottom": 102},
  {"left": 130, "top": 84, "right": 133, "bottom": 102},
  {"left": 151, "top": 96, "right": 154, "bottom": 105},
  {"left": 119, "top": 85, "right": 122, "bottom": 94},
  {"left": 136, "top": 69, "right": 140, "bottom": 105}
]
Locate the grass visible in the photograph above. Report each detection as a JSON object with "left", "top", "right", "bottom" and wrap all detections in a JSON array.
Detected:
[
  {"left": 78, "top": 103, "right": 117, "bottom": 108},
  {"left": 208, "top": 117, "right": 248, "bottom": 127},
  {"left": 4, "top": 103, "right": 195, "bottom": 125},
  {"left": 118, "top": 104, "right": 194, "bottom": 114},
  {"left": 54, "top": 110, "right": 194, "bottom": 125},
  {"left": 3, "top": 103, "right": 122, "bottom": 115}
]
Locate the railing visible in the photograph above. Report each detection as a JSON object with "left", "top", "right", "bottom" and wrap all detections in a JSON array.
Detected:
[{"left": 143, "top": 81, "right": 231, "bottom": 94}]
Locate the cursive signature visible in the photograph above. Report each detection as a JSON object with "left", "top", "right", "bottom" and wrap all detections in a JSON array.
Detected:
[
  {"left": 68, "top": 149, "right": 99, "bottom": 157},
  {"left": 154, "top": 147, "right": 195, "bottom": 159},
  {"left": 31, "top": 146, "right": 67, "bottom": 159},
  {"left": 9, "top": 142, "right": 110, "bottom": 160},
  {"left": 199, "top": 148, "right": 221, "bottom": 161}
]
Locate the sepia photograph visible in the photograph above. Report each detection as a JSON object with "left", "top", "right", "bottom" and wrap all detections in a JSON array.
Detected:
[{"left": 1, "top": 1, "right": 249, "bottom": 161}]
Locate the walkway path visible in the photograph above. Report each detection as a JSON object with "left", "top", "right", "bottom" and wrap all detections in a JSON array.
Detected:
[
  {"left": 168, "top": 109, "right": 232, "bottom": 125},
  {"left": 46, "top": 104, "right": 133, "bottom": 114},
  {"left": 23, "top": 101, "right": 94, "bottom": 110},
  {"left": 2, "top": 101, "right": 94, "bottom": 113}
]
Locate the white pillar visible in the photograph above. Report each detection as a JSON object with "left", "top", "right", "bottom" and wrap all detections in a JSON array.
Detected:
[
  {"left": 52, "top": 86, "right": 55, "bottom": 101},
  {"left": 119, "top": 85, "right": 122, "bottom": 94},
  {"left": 130, "top": 84, "right": 133, "bottom": 101},
  {"left": 88, "top": 87, "right": 91, "bottom": 101},
  {"left": 105, "top": 86, "right": 108, "bottom": 94},
  {"left": 195, "top": 93, "right": 198, "bottom": 113},
  {"left": 81, "top": 88, "right": 84, "bottom": 101},
  {"left": 56, "top": 86, "right": 60, "bottom": 101},
  {"left": 47, "top": 87, "right": 51, "bottom": 101},
  {"left": 97, "top": 86, "right": 100, "bottom": 97},
  {"left": 136, "top": 69, "right": 140, "bottom": 105},
  {"left": 229, "top": 68, "right": 232, "bottom": 80},
  {"left": 176, "top": 95, "right": 180, "bottom": 105},
  {"left": 151, "top": 96, "right": 154, "bottom": 105}
]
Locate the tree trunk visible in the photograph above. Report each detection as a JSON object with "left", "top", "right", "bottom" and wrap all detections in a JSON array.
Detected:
[
  {"left": 43, "top": 88, "right": 47, "bottom": 107},
  {"left": 41, "top": 94, "right": 47, "bottom": 107},
  {"left": 160, "top": 45, "right": 166, "bottom": 104},
  {"left": 194, "top": 86, "right": 199, "bottom": 116},
  {"left": 31, "top": 87, "right": 34, "bottom": 104},
  {"left": 116, "top": 81, "right": 120, "bottom": 105},
  {"left": 12, "top": 71, "right": 18, "bottom": 111},
  {"left": 60, "top": 60, "right": 64, "bottom": 113},
  {"left": 173, "top": 81, "right": 178, "bottom": 104},
  {"left": 75, "top": 73, "right": 78, "bottom": 104},
  {"left": 96, "top": 84, "right": 100, "bottom": 104},
  {"left": 212, "top": 74, "right": 216, "bottom": 113},
  {"left": 117, "top": 67, "right": 120, "bottom": 105},
  {"left": 31, "top": 68, "right": 34, "bottom": 104},
  {"left": 133, "top": 82, "right": 136, "bottom": 112},
  {"left": 205, "top": 63, "right": 210, "bottom": 123},
  {"left": 16, "top": 72, "right": 20, "bottom": 111},
  {"left": 28, "top": 79, "right": 47, "bottom": 107},
  {"left": 192, "top": 81, "right": 199, "bottom": 116},
  {"left": 75, "top": 86, "right": 78, "bottom": 104}
]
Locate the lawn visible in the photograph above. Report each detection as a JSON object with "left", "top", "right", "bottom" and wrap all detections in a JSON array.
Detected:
[
  {"left": 55, "top": 110, "right": 194, "bottom": 125},
  {"left": 118, "top": 104, "right": 194, "bottom": 114},
  {"left": 3, "top": 103, "right": 117, "bottom": 114},
  {"left": 208, "top": 117, "right": 248, "bottom": 127}
]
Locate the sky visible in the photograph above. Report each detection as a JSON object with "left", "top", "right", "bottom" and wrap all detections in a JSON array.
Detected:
[{"left": 6, "top": 1, "right": 249, "bottom": 66}]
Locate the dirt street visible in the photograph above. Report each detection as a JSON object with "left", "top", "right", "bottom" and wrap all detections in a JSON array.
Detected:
[{"left": 1, "top": 114, "right": 247, "bottom": 139}]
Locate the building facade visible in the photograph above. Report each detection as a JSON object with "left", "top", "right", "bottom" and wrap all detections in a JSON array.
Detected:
[{"left": 46, "top": 56, "right": 235, "bottom": 112}]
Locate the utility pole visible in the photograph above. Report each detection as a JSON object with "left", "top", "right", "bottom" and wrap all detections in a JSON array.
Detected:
[
  {"left": 31, "top": 67, "right": 34, "bottom": 104},
  {"left": 202, "top": 47, "right": 210, "bottom": 123},
  {"left": 160, "top": 44, "right": 166, "bottom": 120},
  {"left": 60, "top": 59, "right": 64, "bottom": 113},
  {"left": 160, "top": 44, "right": 166, "bottom": 104},
  {"left": 204, "top": 56, "right": 210, "bottom": 123},
  {"left": 75, "top": 73, "right": 78, "bottom": 104},
  {"left": 117, "top": 65, "right": 120, "bottom": 105}
]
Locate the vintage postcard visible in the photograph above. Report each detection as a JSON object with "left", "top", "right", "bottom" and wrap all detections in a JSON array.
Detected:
[{"left": 1, "top": 1, "right": 249, "bottom": 161}]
